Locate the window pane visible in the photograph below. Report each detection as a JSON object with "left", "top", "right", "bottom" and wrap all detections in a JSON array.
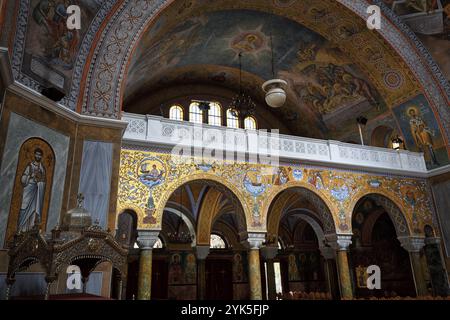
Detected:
[
  {"left": 208, "top": 102, "right": 222, "bottom": 126},
  {"left": 274, "top": 262, "right": 283, "bottom": 294},
  {"left": 189, "top": 102, "right": 203, "bottom": 124},
  {"left": 210, "top": 234, "right": 226, "bottom": 248},
  {"left": 244, "top": 116, "right": 257, "bottom": 130},
  {"left": 169, "top": 105, "right": 183, "bottom": 121},
  {"left": 227, "top": 109, "right": 239, "bottom": 128}
]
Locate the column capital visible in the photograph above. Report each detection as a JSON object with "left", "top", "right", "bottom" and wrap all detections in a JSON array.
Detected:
[
  {"left": 137, "top": 230, "right": 160, "bottom": 250},
  {"left": 247, "top": 233, "right": 266, "bottom": 249},
  {"left": 260, "top": 246, "right": 278, "bottom": 260},
  {"left": 319, "top": 246, "right": 336, "bottom": 260},
  {"left": 398, "top": 236, "right": 425, "bottom": 252},
  {"left": 424, "top": 237, "right": 441, "bottom": 246},
  {"left": 325, "top": 234, "right": 352, "bottom": 251},
  {"left": 195, "top": 245, "right": 210, "bottom": 260}
]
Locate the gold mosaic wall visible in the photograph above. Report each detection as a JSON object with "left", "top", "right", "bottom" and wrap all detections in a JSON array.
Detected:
[{"left": 118, "top": 149, "right": 435, "bottom": 237}]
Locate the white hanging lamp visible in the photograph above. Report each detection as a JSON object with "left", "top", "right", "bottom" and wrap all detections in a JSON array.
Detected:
[
  {"left": 262, "top": 79, "right": 287, "bottom": 108},
  {"left": 262, "top": 22, "right": 287, "bottom": 109}
]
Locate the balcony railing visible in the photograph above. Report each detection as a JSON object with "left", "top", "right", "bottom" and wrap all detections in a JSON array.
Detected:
[{"left": 121, "top": 113, "right": 427, "bottom": 175}]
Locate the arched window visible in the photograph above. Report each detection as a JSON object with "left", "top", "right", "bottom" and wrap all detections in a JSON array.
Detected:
[
  {"left": 116, "top": 210, "right": 137, "bottom": 248},
  {"left": 210, "top": 234, "right": 227, "bottom": 249},
  {"left": 244, "top": 116, "right": 257, "bottom": 130},
  {"left": 169, "top": 105, "right": 184, "bottom": 121},
  {"left": 189, "top": 102, "right": 203, "bottom": 124},
  {"left": 226, "top": 109, "right": 239, "bottom": 128},
  {"left": 208, "top": 102, "right": 222, "bottom": 126}
]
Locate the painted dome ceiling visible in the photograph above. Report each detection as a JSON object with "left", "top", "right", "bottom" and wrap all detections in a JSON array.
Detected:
[
  {"left": 3, "top": 0, "right": 448, "bottom": 167},
  {"left": 124, "top": 9, "right": 387, "bottom": 139}
]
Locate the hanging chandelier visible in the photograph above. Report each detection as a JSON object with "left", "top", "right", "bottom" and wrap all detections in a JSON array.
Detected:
[
  {"left": 167, "top": 188, "right": 193, "bottom": 244},
  {"left": 229, "top": 52, "right": 256, "bottom": 118}
]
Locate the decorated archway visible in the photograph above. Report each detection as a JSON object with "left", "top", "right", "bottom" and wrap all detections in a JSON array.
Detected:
[
  {"left": 264, "top": 182, "right": 340, "bottom": 238},
  {"left": 352, "top": 193, "right": 411, "bottom": 238},
  {"left": 349, "top": 193, "right": 416, "bottom": 298},
  {"left": 153, "top": 174, "right": 252, "bottom": 233}
]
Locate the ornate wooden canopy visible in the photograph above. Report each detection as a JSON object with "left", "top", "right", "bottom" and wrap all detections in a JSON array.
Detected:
[{"left": 5, "top": 224, "right": 128, "bottom": 300}]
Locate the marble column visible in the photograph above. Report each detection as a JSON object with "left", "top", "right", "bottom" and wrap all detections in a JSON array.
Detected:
[
  {"left": 136, "top": 230, "right": 160, "bottom": 300},
  {"left": 195, "top": 245, "right": 210, "bottom": 300},
  {"left": 399, "top": 236, "right": 428, "bottom": 297},
  {"left": 320, "top": 246, "right": 339, "bottom": 299},
  {"left": 260, "top": 246, "right": 278, "bottom": 300},
  {"left": 424, "top": 237, "right": 450, "bottom": 296},
  {"left": 328, "top": 235, "right": 353, "bottom": 300},
  {"left": 248, "top": 233, "right": 265, "bottom": 300}
]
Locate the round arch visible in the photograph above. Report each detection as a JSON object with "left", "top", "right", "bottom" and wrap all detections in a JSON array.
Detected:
[
  {"left": 212, "top": 208, "right": 248, "bottom": 244},
  {"left": 371, "top": 125, "right": 395, "bottom": 148},
  {"left": 69, "top": 0, "right": 449, "bottom": 149},
  {"left": 163, "top": 206, "right": 197, "bottom": 244},
  {"left": 291, "top": 211, "right": 326, "bottom": 248},
  {"left": 264, "top": 182, "right": 339, "bottom": 242},
  {"left": 350, "top": 192, "right": 411, "bottom": 238},
  {"left": 116, "top": 204, "right": 146, "bottom": 230},
  {"left": 150, "top": 173, "right": 252, "bottom": 237}
]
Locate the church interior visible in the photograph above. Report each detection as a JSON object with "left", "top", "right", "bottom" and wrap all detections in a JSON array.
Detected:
[{"left": 0, "top": 0, "right": 449, "bottom": 301}]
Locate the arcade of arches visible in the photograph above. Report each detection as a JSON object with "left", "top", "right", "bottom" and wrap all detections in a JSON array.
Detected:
[
  {"left": 0, "top": 0, "right": 450, "bottom": 300},
  {"left": 112, "top": 149, "right": 449, "bottom": 300}
]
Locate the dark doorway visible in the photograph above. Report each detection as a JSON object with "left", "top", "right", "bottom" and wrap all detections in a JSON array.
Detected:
[
  {"left": 152, "top": 259, "right": 169, "bottom": 299},
  {"left": 206, "top": 259, "right": 233, "bottom": 300},
  {"left": 126, "top": 259, "right": 139, "bottom": 300}
]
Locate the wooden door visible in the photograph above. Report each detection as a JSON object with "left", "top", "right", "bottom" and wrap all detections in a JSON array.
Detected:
[{"left": 205, "top": 259, "right": 233, "bottom": 300}]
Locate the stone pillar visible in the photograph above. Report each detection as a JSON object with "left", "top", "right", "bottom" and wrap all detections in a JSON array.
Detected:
[
  {"left": 248, "top": 233, "right": 265, "bottom": 300},
  {"left": 260, "top": 246, "right": 278, "bottom": 300},
  {"left": 320, "top": 246, "right": 339, "bottom": 299},
  {"left": 328, "top": 235, "right": 353, "bottom": 300},
  {"left": 195, "top": 245, "right": 210, "bottom": 300},
  {"left": 424, "top": 237, "right": 450, "bottom": 296},
  {"left": 399, "top": 236, "right": 428, "bottom": 297},
  {"left": 136, "top": 230, "right": 160, "bottom": 300}
]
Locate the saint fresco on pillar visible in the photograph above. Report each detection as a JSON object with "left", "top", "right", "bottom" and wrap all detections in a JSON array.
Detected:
[{"left": 6, "top": 138, "right": 55, "bottom": 241}]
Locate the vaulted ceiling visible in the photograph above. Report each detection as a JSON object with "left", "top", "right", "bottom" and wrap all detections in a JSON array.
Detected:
[
  {"left": 121, "top": 0, "right": 431, "bottom": 143},
  {"left": 124, "top": 8, "right": 391, "bottom": 139},
  {"left": 3, "top": 0, "right": 449, "bottom": 161}
]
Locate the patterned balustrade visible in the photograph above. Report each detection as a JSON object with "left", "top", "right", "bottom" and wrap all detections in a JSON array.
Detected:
[{"left": 122, "top": 113, "right": 427, "bottom": 175}]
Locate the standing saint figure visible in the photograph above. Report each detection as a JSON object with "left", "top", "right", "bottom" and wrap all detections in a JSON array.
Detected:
[
  {"left": 407, "top": 106, "right": 439, "bottom": 165},
  {"left": 17, "top": 148, "right": 46, "bottom": 232}
]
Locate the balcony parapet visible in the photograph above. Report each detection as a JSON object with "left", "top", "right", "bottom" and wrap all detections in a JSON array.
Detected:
[{"left": 122, "top": 113, "right": 428, "bottom": 176}]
